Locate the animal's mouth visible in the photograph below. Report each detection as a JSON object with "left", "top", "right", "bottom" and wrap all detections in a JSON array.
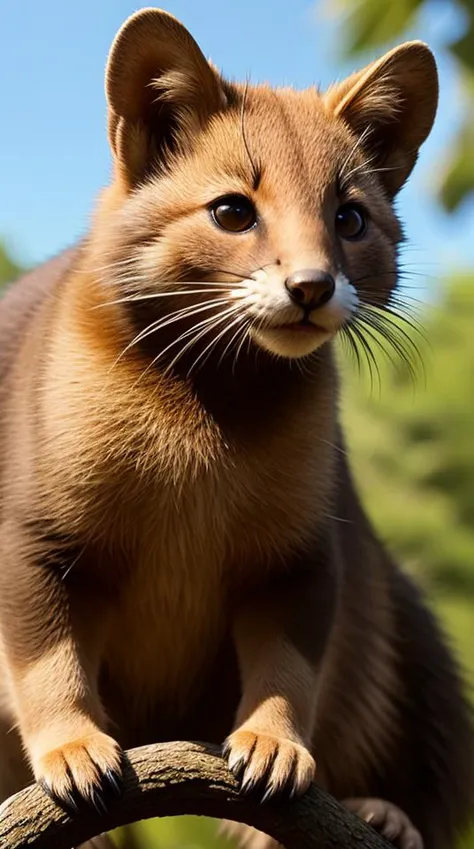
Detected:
[
  {"left": 249, "top": 314, "right": 336, "bottom": 359},
  {"left": 275, "top": 319, "right": 327, "bottom": 334}
]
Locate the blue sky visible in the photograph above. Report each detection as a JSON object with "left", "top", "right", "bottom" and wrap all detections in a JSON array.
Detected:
[{"left": 1, "top": 0, "right": 473, "bottom": 296}]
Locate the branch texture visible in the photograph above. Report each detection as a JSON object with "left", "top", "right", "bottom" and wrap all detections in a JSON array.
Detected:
[{"left": 0, "top": 741, "right": 391, "bottom": 849}]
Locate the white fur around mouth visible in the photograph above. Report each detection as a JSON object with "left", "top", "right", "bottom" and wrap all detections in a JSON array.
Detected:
[
  {"left": 331, "top": 273, "right": 359, "bottom": 316},
  {"left": 251, "top": 323, "right": 331, "bottom": 359},
  {"left": 243, "top": 271, "right": 359, "bottom": 359}
]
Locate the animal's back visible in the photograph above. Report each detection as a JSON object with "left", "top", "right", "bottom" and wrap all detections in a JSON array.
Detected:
[
  {"left": 0, "top": 247, "right": 77, "bottom": 380},
  {"left": 316, "top": 451, "right": 474, "bottom": 849},
  {"left": 0, "top": 248, "right": 79, "bottom": 492}
]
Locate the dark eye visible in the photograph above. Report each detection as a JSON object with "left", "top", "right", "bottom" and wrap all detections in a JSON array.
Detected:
[
  {"left": 335, "top": 203, "right": 367, "bottom": 240},
  {"left": 210, "top": 194, "right": 257, "bottom": 233}
]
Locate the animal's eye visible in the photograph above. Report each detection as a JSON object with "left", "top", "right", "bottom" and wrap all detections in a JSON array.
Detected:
[
  {"left": 210, "top": 195, "right": 257, "bottom": 233},
  {"left": 335, "top": 203, "right": 367, "bottom": 241}
]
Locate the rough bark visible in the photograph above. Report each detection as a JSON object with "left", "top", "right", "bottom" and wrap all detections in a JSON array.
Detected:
[{"left": 0, "top": 741, "right": 391, "bottom": 849}]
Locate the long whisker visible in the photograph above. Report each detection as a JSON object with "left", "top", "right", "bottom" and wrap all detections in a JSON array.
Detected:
[
  {"left": 233, "top": 317, "right": 255, "bottom": 372},
  {"left": 359, "top": 301, "right": 427, "bottom": 351},
  {"left": 357, "top": 293, "right": 427, "bottom": 336},
  {"left": 240, "top": 79, "right": 262, "bottom": 189},
  {"left": 359, "top": 310, "right": 416, "bottom": 370},
  {"left": 350, "top": 270, "right": 427, "bottom": 290},
  {"left": 354, "top": 309, "right": 422, "bottom": 387},
  {"left": 111, "top": 297, "right": 233, "bottom": 369},
  {"left": 339, "top": 125, "right": 374, "bottom": 184},
  {"left": 80, "top": 256, "right": 142, "bottom": 276},
  {"left": 129, "top": 304, "right": 244, "bottom": 388},
  {"left": 157, "top": 300, "right": 250, "bottom": 372},
  {"left": 92, "top": 287, "right": 243, "bottom": 310},
  {"left": 130, "top": 296, "right": 235, "bottom": 343},
  {"left": 349, "top": 266, "right": 439, "bottom": 290},
  {"left": 137, "top": 315, "right": 226, "bottom": 384},
  {"left": 356, "top": 310, "right": 409, "bottom": 365},
  {"left": 101, "top": 274, "right": 246, "bottom": 291},
  {"left": 161, "top": 302, "right": 249, "bottom": 378},
  {"left": 340, "top": 325, "right": 362, "bottom": 376},
  {"left": 341, "top": 148, "right": 380, "bottom": 184},
  {"left": 361, "top": 301, "right": 428, "bottom": 347},
  {"left": 187, "top": 310, "right": 250, "bottom": 377},
  {"left": 113, "top": 277, "right": 246, "bottom": 287},
  {"left": 348, "top": 161, "right": 407, "bottom": 182},
  {"left": 347, "top": 321, "right": 381, "bottom": 394},
  {"left": 218, "top": 315, "right": 253, "bottom": 367}
]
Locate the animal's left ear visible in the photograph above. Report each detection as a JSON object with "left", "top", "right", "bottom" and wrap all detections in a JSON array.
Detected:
[
  {"left": 105, "top": 8, "right": 227, "bottom": 187},
  {"left": 324, "top": 41, "right": 438, "bottom": 196}
]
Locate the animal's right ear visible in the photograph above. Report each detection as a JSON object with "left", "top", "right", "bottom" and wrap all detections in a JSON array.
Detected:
[{"left": 105, "top": 8, "right": 227, "bottom": 186}]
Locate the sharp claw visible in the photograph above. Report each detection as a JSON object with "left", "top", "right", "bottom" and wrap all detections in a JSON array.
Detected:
[
  {"left": 261, "top": 785, "right": 276, "bottom": 804},
  {"left": 38, "top": 778, "right": 53, "bottom": 800},
  {"left": 240, "top": 773, "right": 260, "bottom": 794},
  {"left": 64, "top": 791, "right": 80, "bottom": 815},
  {"left": 227, "top": 754, "right": 247, "bottom": 776},
  {"left": 39, "top": 779, "right": 79, "bottom": 815},
  {"left": 39, "top": 769, "right": 123, "bottom": 817},
  {"left": 104, "top": 768, "right": 123, "bottom": 797},
  {"left": 89, "top": 787, "right": 109, "bottom": 816}
]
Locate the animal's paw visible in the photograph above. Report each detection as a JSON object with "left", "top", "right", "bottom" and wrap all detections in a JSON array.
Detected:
[
  {"left": 343, "top": 798, "right": 423, "bottom": 849},
  {"left": 223, "top": 729, "right": 315, "bottom": 802},
  {"left": 34, "top": 731, "right": 123, "bottom": 814}
]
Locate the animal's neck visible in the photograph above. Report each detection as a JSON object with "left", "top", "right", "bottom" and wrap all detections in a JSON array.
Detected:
[{"left": 183, "top": 343, "right": 337, "bottom": 442}]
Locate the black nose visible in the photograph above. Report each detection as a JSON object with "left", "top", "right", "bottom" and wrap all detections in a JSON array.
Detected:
[{"left": 285, "top": 269, "right": 335, "bottom": 310}]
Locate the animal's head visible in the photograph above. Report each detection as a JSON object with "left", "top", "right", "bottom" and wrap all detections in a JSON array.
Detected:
[{"left": 96, "top": 8, "right": 438, "bottom": 371}]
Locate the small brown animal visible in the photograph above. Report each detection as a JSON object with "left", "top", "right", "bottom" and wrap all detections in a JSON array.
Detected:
[{"left": 0, "top": 8, "right": 472, "bottom": 849}]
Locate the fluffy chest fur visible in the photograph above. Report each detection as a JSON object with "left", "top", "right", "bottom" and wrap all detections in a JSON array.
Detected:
[
  {"left": 89, "top": 432, "right": 331, "bottom": 735},
  {"left": 38, "top": 278, "right": 338, "bottom": 563},
  {"left": 26, "top": 287, "right": 338, "bottom": 726}
]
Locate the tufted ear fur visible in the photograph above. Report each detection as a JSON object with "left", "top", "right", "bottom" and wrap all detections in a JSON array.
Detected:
[
  {"left": 105, "top": 7, "right": 227, "bottom": 186},
  {"left": 324, "top": 41, "right": 438, "bottom": 196}
]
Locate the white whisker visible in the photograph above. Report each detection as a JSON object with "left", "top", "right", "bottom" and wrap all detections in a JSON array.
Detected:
[
  {"left": 129, "top": 297, "right": 231, "bottom": 343},
  {"left": 218, "top": 315, "right": 252, "bottom": 366},
  {"left": 110, "top": 297, "right": 232, "bottom": 370},
  {"left": 187, "top": 310, "right": 249, "bottom": 377},
  {"left": 92, "top": 288, "right": 242, "bottom": 310},
  {"left": 79, "top": 256, "right": 143, "bottom": 277},
  {"left": 339, "top": 125, "right": 373, "bottom": 181},
  {"left": 158, "top": 304, "right": 247, "bottom": 379},
  {"left": 233, "top": 317, "right": 255, "bottom": 371},
  {"left": 137, "top": 301, "right": 249, "bottom": 384}
]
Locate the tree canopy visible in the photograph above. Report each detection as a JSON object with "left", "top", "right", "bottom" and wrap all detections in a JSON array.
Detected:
[
  {"left": 330, "top": 0, "right": 474, "bottom": 210},
  {"left": 0, "top": 242, "right": 23, "bottom": 287}
]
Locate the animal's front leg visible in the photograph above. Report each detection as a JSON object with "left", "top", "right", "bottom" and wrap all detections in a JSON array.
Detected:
[
  {"left": 225, "top": 551, "right": 338, "bottom": 801},
  {"left": 0, "top": 520, "right": 123, "bottom": 813}
]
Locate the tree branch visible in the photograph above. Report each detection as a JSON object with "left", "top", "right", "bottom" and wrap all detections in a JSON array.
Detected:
[{"left": 0, "top": 741, "right": 391, "bottom": 849}]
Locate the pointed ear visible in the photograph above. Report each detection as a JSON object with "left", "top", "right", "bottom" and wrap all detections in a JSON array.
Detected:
[
  {"left": 105, "top": 8, "right": 227, "bottom": 186},
  {"left": 324, "top": 41, "right": 438, "bottom": 196}
]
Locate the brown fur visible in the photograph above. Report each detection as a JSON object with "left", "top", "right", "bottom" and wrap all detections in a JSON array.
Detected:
[{"left": 0, "top": 9, "right": 472, "bottom": 849}]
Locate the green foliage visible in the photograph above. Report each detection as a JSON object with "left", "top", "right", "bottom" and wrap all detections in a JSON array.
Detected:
[
  {"left": 328, "top": 0, "right": 474, "bottom": 211},
  {"left": 341, "top": 275, "right": 474, "bottom": 594},
  {"left": 340, "top": 277, "right": 474, "bottom": 848},
  {"left": 329, "top": 0, "right": 423, "bottom": 55},
  {"left": 110, "top": 816, "right": 231, "bottom": 849},
  {"left": 0, "top": 240, "right": 24, "bottom": 287},
  {"left": 440, "top": 74, "right": 474, "bottom": 211}
]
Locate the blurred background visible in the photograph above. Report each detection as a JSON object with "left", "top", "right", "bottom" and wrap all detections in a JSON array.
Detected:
[{"left": 1, "top": 0, "right": 473, "bottom": 847}]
